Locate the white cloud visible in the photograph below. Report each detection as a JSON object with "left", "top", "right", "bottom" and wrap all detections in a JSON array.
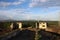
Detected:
[
  {"left": 0, "top": 8, "right": 33, "bottom": 20},
  {"left": 40, "top": 0, "right": 49, "bottom": 2},
  {"left": 29, "top": 0, "right": 49, "bottom": 7},
  {"left": 0, "top": 0, "right": 25, "bottom": 8},
  {"left": 0, "top": 8, "right": 59, "bottom": 21},
  {"left": 29, "top": 0, "right": 60, "bottom": 8}
]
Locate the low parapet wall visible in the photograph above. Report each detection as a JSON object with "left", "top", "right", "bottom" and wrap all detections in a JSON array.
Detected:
[
  {"left": 46, "top": 27, "right": 60, "bottom": 34},
  {"left": 0, "top": 29, "right": 19, "bottom": 40}
]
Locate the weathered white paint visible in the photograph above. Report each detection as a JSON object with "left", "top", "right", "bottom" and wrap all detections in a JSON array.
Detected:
[
  {"left": 39, "top": 22, "right": 47, "bottom": 29},
  {"left": 10, "top": 22, "right": 22, "bottom": 30},
  {"left": 10, "top": 23, "right": 13, "bottom": 29},
  {"left": 17, "top": 22, "right": 22, "bottom": 29}
]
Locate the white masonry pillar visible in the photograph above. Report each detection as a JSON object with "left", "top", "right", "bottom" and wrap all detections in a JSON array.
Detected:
[
  {"left": 10, "top": 23, "right": 13, "bottom": 30},
  {"left": 17, "top": 22, "right": 22, "bottom": 29},
  {"left": 39, "top": 22, "right": 47, "bottom": 29}
]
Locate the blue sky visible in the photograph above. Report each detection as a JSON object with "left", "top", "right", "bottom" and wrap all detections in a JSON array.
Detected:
[{"left": 0, "top": 0, "right": 60, "bottom": 21}]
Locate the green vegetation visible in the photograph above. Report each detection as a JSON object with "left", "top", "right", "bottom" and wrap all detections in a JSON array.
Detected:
[
  {"left": 22, "top": 21, "right": 59, "bottom": 28},
  {"left": 0, "top": 22, "right": 11, "bottom": 29},
  {"left": 0, "top": 21, "right": 59, "bottom": 30},
  {"left": 22, "top": 21, "right": 36, "bottom": 28},
  {"left": 21, "top": 21, "right": 59, "bottom": 28},
  {"left": 46, "top": 21, "right": 58, "bottom": 27}
]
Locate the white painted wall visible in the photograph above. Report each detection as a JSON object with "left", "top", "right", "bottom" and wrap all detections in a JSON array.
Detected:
[
  {"left": 17, "top": 22, "right": 22, "bottom": 29},
  {"left": 10, "top": 23, "right": 13, "bottom": 30},
  {"left": 39, "top": 22, "right": 47, "bottom": 29}
]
